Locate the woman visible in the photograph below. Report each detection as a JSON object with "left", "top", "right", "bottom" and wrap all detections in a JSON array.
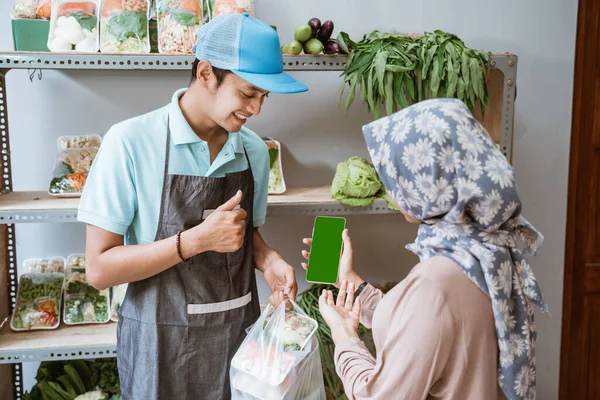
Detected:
[
  {"left": 78, "top": 14, "right": 305, "bottom": 400},
  {"left": 302, "top": 98, "right": 547, "bottom": 400}
]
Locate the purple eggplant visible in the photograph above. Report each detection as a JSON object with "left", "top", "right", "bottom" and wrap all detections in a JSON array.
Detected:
[
  {"left": 308, "top": 18, "right": 321, "bottom": 37},
  {"left": 324, "top": 40, "right": 340, "bottom": 54},
  {"left": 316, "top": 20, "right": 334, "bottom": 43}
]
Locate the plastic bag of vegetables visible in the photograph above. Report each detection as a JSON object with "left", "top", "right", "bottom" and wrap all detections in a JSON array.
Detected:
[
  {"left": 100, "top": 0, "right": 150, "bottom": 53},
  {"left": 230, "top": 300, "right": 326, "bottom": 400},
  {"left": 48, "top": 0, "right": 99, "bottom": 52},
  {"left": 156, "top": 0, "right": 202, "bottom": 54}
]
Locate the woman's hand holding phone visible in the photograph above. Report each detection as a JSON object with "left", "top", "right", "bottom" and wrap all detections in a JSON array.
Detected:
[{"left": 301, "top": 229, "right": 365, "bottom": 289}]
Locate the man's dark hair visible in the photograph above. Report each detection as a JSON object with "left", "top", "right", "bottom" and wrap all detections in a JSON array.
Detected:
[{"left": 191, "top": 58, "right": 231, "bottom": 86}]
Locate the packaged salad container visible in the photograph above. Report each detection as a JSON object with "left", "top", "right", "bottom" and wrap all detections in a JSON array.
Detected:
[
  {"left": 57, "top": 134, "right": 102, "bottom": 150},
  {"left": 10, "top": 273, "right": 64, "bottom": 331},
  {"left": 203, "top": 0, "right": 255, "bottom": 21},
  {"left": 63, "top": 254, "right": 110, "bottom": 325},
  {"left": 49, "top": 147, "right": 98, "bottom": 197},
  {"left": 263, "top": 138, "right": 286, "bottom": 195},
  {"left": 24, "top": 257, "right": 66, "bottom": 273},
  {"left": 48, "top": 0, "right": 99, "bottom": 52},
  {"left": 110, "top": 283, "right": 128, "bottom": 322},
  {"left": 156, "top": 0, "right": 203, "bottom": 54},
  {"left": 100, "top": 0, "right": 151, "bottom": 53}
]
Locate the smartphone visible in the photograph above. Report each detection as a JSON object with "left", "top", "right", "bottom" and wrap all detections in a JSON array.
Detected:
[{"left": 306, "top": 216, "right": 346, "bottom": 284}]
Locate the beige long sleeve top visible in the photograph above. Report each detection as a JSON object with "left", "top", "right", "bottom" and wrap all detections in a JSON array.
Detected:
[{"left": 334, "top": 256, "right": 504, "bottom": 400}]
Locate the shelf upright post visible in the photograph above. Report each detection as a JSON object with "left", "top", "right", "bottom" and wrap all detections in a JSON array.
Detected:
[{"left": 0, "top": 67, "right": 21, "bottom": 400}]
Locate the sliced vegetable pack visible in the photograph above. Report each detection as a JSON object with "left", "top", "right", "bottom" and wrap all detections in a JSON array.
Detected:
[
  {"left": 11, "top": 272, "right": 64, "bottom": 331},
  {"left": 157, "top": 0, "right": 203, "bottom": 54},
  {"left": 63, "top": 254, "right": 110, "bottom": 325},
  {"left": 100, "top": 0, "right": 151, "bottom": 53},
  {"left": 263, "top": 138, "right": 286, "bottom": 195},
  {"left": 49, "top": 136, "right": 100, "bottom": 197},
  {"left": 48, "top": 0, "right": 99, "bottom": 52}
]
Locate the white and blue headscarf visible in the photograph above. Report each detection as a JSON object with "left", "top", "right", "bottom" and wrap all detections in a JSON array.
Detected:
[{"left": 362, "top": 98, "right": 547, "bottom": 400}]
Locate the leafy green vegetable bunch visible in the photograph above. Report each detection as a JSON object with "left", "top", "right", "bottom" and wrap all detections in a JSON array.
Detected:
[{"left": 337, "top": 30, "right": 490, "bottom": 119}]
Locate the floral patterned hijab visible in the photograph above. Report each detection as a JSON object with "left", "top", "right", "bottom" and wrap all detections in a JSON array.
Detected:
[{"left": 362, "top": 98, "right": 547, "bottom": 400}]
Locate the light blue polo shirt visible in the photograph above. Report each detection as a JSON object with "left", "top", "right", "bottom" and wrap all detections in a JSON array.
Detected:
[{"left": 77, "top": 88, "right": 270, "bottom": 245}]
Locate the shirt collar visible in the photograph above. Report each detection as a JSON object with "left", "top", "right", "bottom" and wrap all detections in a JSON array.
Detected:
[
  {"left": 168, "top": 88, "right": 202, "bottom": 145},
  {"left": 168, "top": 88, "right": 245, "bottom": 154}
]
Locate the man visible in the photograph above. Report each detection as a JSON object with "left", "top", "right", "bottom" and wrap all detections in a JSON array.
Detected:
[{"left": 77, "top": 13, "right": 307, "bottom": 399}]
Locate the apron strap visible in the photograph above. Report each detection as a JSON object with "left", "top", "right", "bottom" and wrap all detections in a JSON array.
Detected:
[{"left": 156, "top": 116, "right": 173, "bottom": 224}]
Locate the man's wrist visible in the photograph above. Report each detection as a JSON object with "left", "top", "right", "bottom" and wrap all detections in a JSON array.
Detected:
[{"left": 180, "top": 228, "right": 207, "bottom": 259}]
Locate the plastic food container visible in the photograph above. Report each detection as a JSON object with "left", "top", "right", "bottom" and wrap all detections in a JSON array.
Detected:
[
  {"left": 100, "top": 0, "right": 151, "bottom": 53},
  {"left": 23, "top": 257, "right": 66, "bottom": 273},
  {"left": 63, "top": 254, "right": 110, "bottom": 325},
  {"left": 156, "top": 0, "right": 203, "bottom": 54},
  {"left": 10, "top": 273, "right": 64, "bottom": 331},
  {"left": 48, "top": 148, "right": 98, "bottom": 197},
  {"left": 263, "top": 138, "right": 286, "bottom": 195},
  {"left": 48, "top": 0, "right": 99, "bottom": 53},
  {"left": 57, "top": 134, "right": 102, "bottom": 150},
  {"left": 110, "top": 283, "right": 128, "bottom": 322}
]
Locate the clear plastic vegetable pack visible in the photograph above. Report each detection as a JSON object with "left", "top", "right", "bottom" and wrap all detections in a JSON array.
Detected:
[
  {"left": 263, "top": 138, "right": 286, "bottom": 195},
  {"left": 63, "top": 254, "right": 110, "bottom": 325},
  {"left": 230, "top": 300, "right": 326, "bottom": 400},
  {"left": 202, "top": 0, "right": 254, "bottom": 22},
  {"left": 49, "top": 147, "right": 98, "bottom": 196},
  {"left": 110, "top": 283, "right": 128, "bottom": 322},
  {"left": 13, "top": 0, "right": 38, "bottom": 19},
  {"left": 11, "top": 273, "right": 64, "bottom": 331},
  {"left": 48, "top": 0, "right": 99, "bottom": 52},
  {"left": 156, "top": 0, "right": 203, "bottom": 54},
  {"left": 100, "top": 0, "right": 150, "bottom": 53}
]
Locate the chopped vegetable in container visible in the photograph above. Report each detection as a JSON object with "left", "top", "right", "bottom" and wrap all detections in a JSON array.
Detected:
[
  {"left": 11, "top": 273, "right": 64, "bottom": 331},
  {"left": 49, "top": 148, "right": 98, "bottom": 196},
  {"left": 24, "top": 257, "right": 65, "bottom": 273},
  {"left": 100, "top": 0, "right": 150, "bottom": 53},
  {"left": 157, "top": 0, "right": 202, "bottom": 54},
  {"left": 58, "top": 134, "right": 102, "bottom": 150},
  {"left": 64, "top": 256, "right": 110, "bottom": 325},
  {"left": 36, "top": 0, "right": 52, "bottom": 18},
  {"left": 210, "top": 0, "right": 254, "bottom": 17},
  {"left": 110, "top": 283, "right": 128, "bottom": 322},
  {"left": 264, "top": 138, "right": 286, "bottom": 194},
  {"left": 13, "top": 0, "right": 37, "bottom": 18},
  {"left": 48, "top": 0, "right": 99, "bottom": 52}
]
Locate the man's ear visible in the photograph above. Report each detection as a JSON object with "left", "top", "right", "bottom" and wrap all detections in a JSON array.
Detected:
[{"left": 195, "top": 60, "right": 213, "bottom": 88}]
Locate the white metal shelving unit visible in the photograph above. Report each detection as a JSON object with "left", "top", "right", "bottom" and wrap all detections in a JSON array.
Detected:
[{"left": 0, "top": 52, "right": 518, "bottom": 399}]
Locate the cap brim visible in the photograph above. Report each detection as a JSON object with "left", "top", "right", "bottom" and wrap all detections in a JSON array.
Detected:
[{"left": 231, "top": 70, "right": 308, "bottom": 94}]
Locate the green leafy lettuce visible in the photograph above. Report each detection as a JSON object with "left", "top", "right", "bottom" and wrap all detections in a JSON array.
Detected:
[
  {"left": 331, "top": 156, "right": 396, "bottom": 209},
  {"left": 70, "top": 11, "right": 98, "bottom": 32},
  {"left": 107, "top": 11, "right": 148, "bottom": 42}
]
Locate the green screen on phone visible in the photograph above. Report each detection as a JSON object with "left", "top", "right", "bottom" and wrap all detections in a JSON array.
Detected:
[{"left": 306, "top": 216, "right": 346, "bottom": 284}]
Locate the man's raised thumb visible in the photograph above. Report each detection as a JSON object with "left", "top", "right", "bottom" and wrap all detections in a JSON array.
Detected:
[{"left": 217, "top": 190, "right": 243, "bottom": 211}]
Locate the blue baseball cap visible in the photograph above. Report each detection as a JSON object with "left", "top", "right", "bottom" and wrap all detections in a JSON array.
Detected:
[{"left": 192, "top": 13, "right": 308, "bottom": 94}]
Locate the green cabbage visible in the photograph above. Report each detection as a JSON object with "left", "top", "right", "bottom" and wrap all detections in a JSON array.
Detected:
[{"left": 331, "top": 156, "right": 396, "bottom": 209}]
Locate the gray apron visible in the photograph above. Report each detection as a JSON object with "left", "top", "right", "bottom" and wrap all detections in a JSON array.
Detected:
[{"left": 117, "top": 121, "right": 261, "bottom": 400}]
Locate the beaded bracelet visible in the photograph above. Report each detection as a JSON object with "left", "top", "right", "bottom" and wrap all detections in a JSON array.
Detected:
[{"left": 176, "top": 230, "right": 189, "bottom": 263}]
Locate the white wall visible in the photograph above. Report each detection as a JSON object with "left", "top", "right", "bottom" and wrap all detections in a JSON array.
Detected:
[{"left": 0, "top": 0, "right": 577, "bottom": 398}]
